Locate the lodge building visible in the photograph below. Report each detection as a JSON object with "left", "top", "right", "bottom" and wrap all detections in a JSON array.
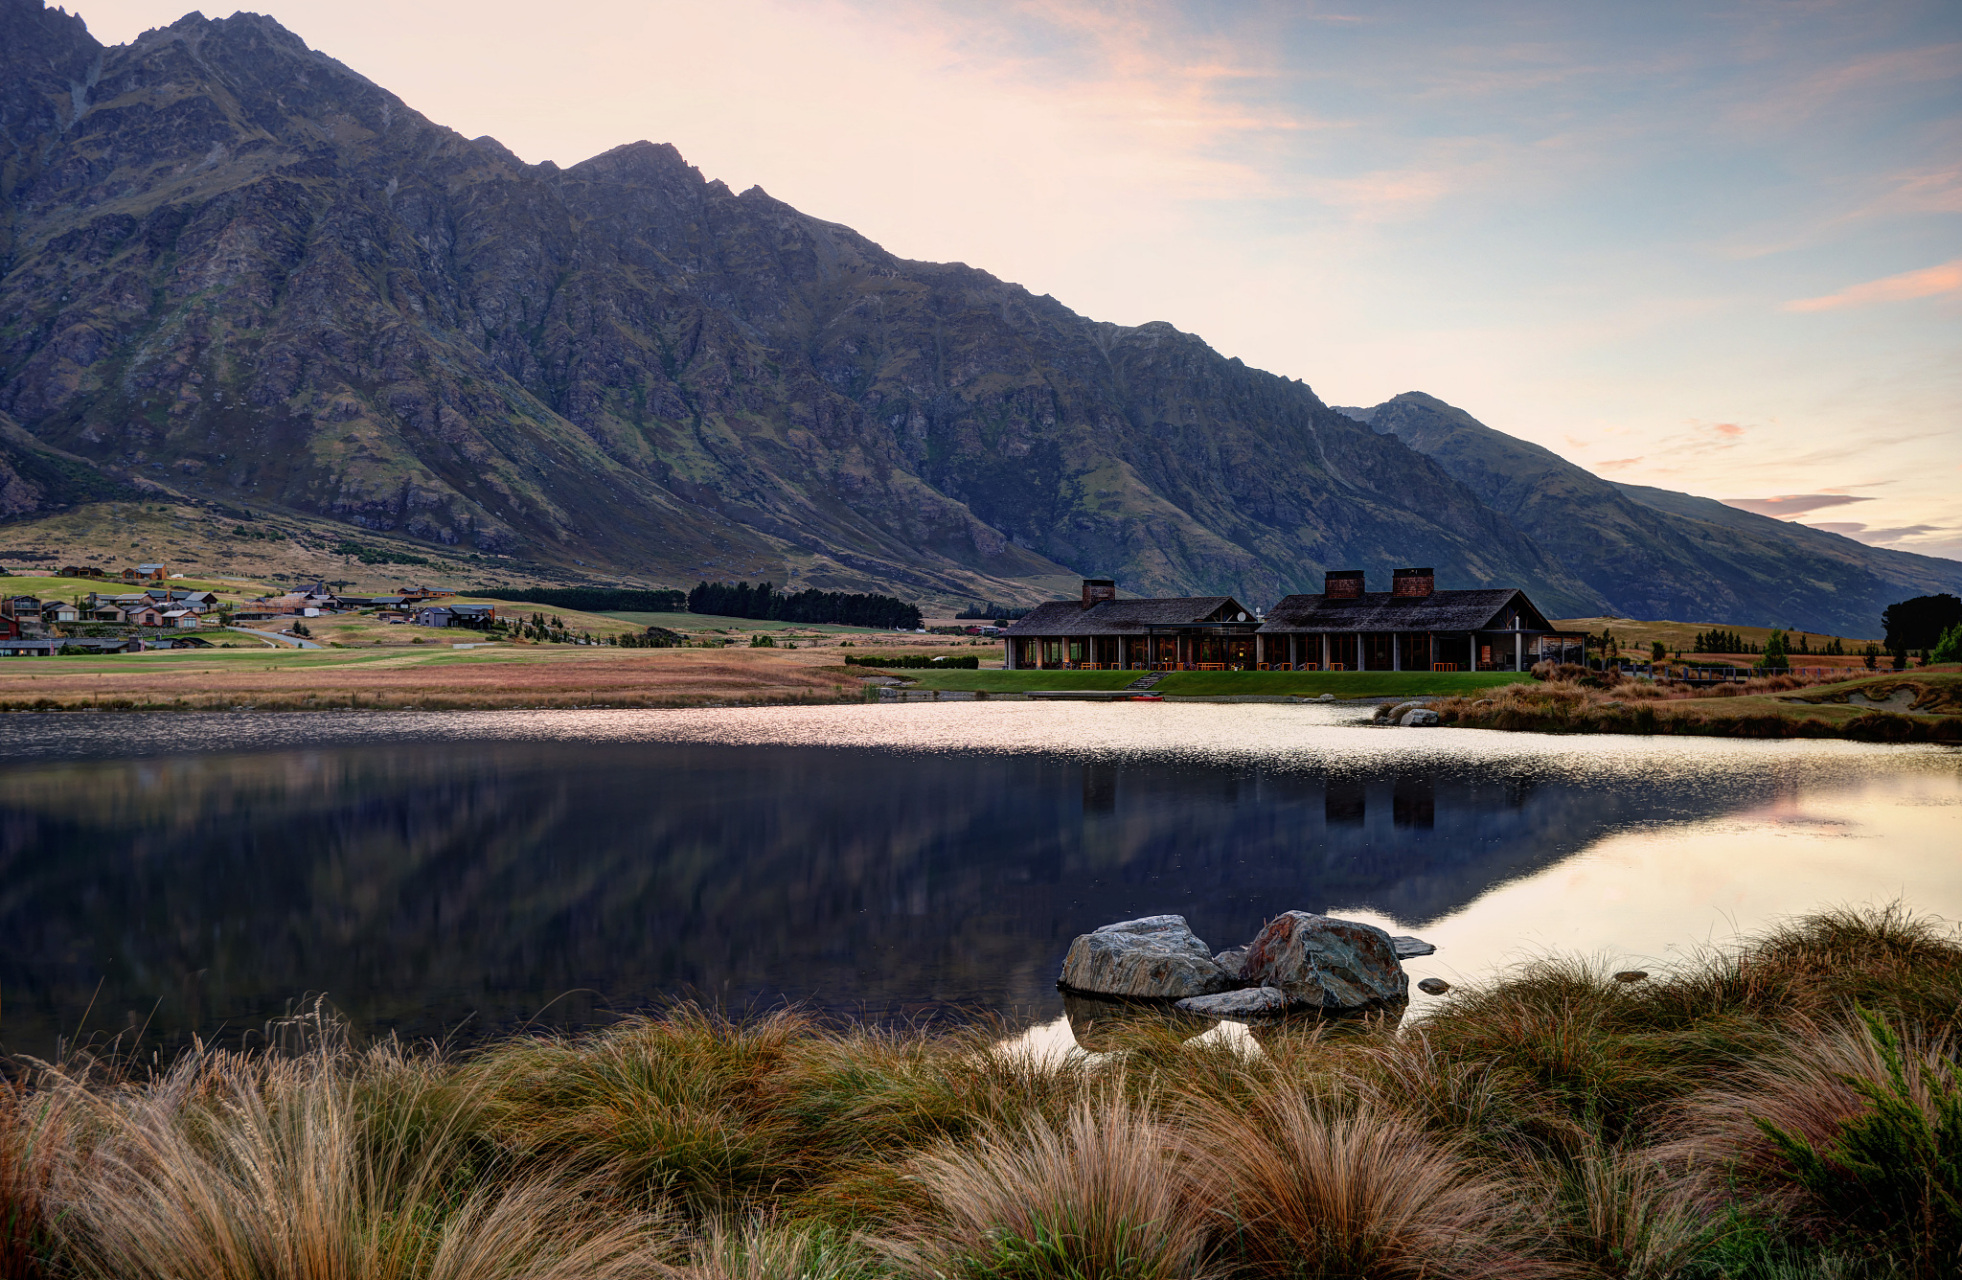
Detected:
[{"left": 1001, "top": 569, "right": 1582, "bottom": 672}]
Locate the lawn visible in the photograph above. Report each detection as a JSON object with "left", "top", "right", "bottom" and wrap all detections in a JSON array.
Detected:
[{"left": 897, "top": 668, "right": 1535, "bottom": 696}]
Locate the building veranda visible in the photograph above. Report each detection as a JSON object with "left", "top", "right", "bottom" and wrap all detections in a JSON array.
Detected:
[{"left": 1001, "top": 570, "right": 1583, "bottom": 672}]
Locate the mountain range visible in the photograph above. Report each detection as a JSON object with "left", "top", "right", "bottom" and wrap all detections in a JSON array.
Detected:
[{"left": 2, "top": 0, "right": 1956, "bottom": 636}]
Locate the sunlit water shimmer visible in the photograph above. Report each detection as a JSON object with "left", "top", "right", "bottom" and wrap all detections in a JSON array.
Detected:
[{"left": 1, "top": 702, "right": 1956, "bottom": 1061}]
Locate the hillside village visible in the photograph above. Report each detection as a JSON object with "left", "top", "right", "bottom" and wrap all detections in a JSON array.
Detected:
[{"left": 0, "top": 563, "right": 492, "bottom": 655}]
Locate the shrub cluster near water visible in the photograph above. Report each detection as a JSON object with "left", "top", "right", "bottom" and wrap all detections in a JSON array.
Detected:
[
  {"left": 3, "top": 907, "right": 1958, "bottom": 1279},
  {"left": 845, "top": 654, "right": 981, "bottom": 669}
]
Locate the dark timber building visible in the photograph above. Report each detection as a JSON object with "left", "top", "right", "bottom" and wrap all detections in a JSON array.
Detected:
[
  {"left": 1258, "top": 568, "right": 1581, "bottom": 672},
  {"left": 1001, "top": 570, "right": 1581, "bottom": 672},
  {"left": 1001, "top": 580, "right": 1260, "bottom": 669}
]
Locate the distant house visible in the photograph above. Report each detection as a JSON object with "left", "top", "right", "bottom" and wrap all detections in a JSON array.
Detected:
[
  {"left": 2, "top": 595, "right": 40, "bottom": 618},
  {"left": 0, "top": 615, "right": 19, "bottom": 640},
  {"left": 162, "top": 609, "right": 201, "bottom": 629},
  {"left": 41, "top": 601, "right": 79, "bottom": 625},
  {"left": 57, "top": 565, "right": 105, "bottom": 578},
  {"left": 135, "top": 563, "right": 167, "bottom": 580},
  {"left": 88, "top": 605, "right": 127, "bottom": 623},
  {"left": 128, "top": 606, "right": 166, "bottom": 628},
  {"left": 414, "top": 606, "right": 454, "bottom": 627},
  {"left": 449, "top": 603, "right": 495, "bottom": 625}
]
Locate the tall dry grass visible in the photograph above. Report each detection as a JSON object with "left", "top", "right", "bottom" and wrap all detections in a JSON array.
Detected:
[
  {"left": 884, "top": 1094, "right": 1213, "bottom": 1280},
  {"left": 1189, "top": 1089, "right": 1539, "bottom": 1278},
  {"left": 35, "top": 1042, "right": 675, "bottom": 1280},
  {"left": 2, "top": 906, "right": 1956, "bottom": 1279}
]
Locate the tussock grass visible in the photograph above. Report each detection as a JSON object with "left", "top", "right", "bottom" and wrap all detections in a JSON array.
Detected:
[
  {"left": 5, "top": 907, "right": 1959, "bottom": 1278},
  {"left": 1435, "top": 672, "right": 1962, "bottom": 741},
  {"left": 885, "top": 1094, "right": 1211, "bottom": 1280}
]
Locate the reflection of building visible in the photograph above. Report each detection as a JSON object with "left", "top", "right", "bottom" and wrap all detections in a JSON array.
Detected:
[
  {"left": 1000, "top": 571, "right": 1582, "bottom": 672},
  {"left": 1259, "top": 569, "right": 1581, "bottom": 672},
  {"left": 1001, "top": 580, "right": 1259, "bottom": 670}
]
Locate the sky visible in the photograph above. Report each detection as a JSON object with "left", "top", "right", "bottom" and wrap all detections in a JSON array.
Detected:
[{"left": 70, "top": 0, "right": 1962, "bottom": 561}]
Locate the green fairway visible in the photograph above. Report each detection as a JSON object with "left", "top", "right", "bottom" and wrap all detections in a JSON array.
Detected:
[
  {"left": 896, "top": 668, "right": 1535, "bottom": 696},
  {"left": 598, "top": 611, "right": 891, "bottom": 634}
]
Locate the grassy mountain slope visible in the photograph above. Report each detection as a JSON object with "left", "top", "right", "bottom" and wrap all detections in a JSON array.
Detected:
[
  {"left": 0, "top": 2, "right": 1604, "bottom": 613},
  {"left": 1338, "top": 392, "right": 1962, "bottom": 637}
]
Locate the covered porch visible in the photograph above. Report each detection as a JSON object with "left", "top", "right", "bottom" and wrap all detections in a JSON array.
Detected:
[{"left": 1250, "top": 628, "right": 1585, "bottom": 672}]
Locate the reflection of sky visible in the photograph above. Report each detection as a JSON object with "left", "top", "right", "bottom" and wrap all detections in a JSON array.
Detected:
[
  {"left": 66, "top": 0, "right": 1962, "bottom": 559},
  {"left": 1336, "top": 770, "right": 1962, "bottom": 1005}
]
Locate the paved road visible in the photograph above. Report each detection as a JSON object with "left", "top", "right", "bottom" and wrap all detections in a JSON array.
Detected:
[{"left": 227, "top": 626, "right": 322, "bottom": 650}]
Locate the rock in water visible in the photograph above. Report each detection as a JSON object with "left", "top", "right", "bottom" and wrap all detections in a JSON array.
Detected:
[
  {"left": 1242, "top": 912, "right": 1408, "bottom": 1009},
  {"left": 1391, "top": 935, "right": 1437, "bottom": 958},
  {"left": 1417, "top": 977, "right": 1451, "bottom": 995},
  {"left": 1175, "top": 986, "right": 1291, "bottom": 1019},
  {"left": 1399, "top": 708, "right": 1439, "bottom": 727},
  {"left": 1058, "top": 915, "right": 1234, "bottom": 999}
]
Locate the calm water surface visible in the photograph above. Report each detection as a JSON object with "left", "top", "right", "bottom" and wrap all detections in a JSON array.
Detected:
[{"left": 1, "top": 703, "right": 1957, "bottom": 1060}]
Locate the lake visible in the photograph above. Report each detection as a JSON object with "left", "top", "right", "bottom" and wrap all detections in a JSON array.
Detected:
[{"left": 2, "top": 702, "right": 1958, "bottom": 1062}]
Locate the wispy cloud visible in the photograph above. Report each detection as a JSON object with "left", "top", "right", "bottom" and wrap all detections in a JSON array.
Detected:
[
  {"left": 1786, "top": 258, "right": 1962, "bottom": 312},
  {"left": 1723, "top": 493, "right": 1876, "bottom": 518}
]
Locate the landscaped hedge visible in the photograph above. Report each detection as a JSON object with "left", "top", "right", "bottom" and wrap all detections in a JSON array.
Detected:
[
  {"left": 689, "top": 581, "right": 922, "bottom": 630},
  {"left": 844, "top": 654, "right": 979, "bottom": 669}
]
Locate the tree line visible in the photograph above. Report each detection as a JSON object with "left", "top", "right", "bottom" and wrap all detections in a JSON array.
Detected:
[{"left": 687, "top": 581, "right": 922, "bottom": 630}]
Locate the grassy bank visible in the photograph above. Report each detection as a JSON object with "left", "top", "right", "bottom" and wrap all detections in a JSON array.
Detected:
[
  {"left": 897, "top": 669, "right": 1536, "bottom": 697},
  {"left": 4, "top": 907, "right": 1957, "bottom": 1278},
  {"left": 1433, "top": 670, "right": 1962, "bottom": 742}
]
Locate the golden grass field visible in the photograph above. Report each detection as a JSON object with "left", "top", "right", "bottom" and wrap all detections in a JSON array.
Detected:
[
  {"left": 1552, "top": 615, "right": 1879, "bottom": 662},
  {"left": 0, "top": 645, "right": 878, "bottom": 711}
]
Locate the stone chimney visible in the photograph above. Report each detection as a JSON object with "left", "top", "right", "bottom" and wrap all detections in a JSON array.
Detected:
[
  {"left": 1324, "top": 569, "right": 1365, "bottom": 600},
  {"left": 1080, "top": 578, "right": 1117, "bottom": 609},
  {"left": 1392, "top": 567, "right": 1435, "bottom": 598}
]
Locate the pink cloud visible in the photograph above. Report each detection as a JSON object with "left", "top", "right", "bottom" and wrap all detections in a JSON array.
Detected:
[
  {"left": 1787, "top": 258, "right": 1962, "bottom": 312},
  {"left": 1721, "top": 494, "right": 1876, "bottom": 519}
]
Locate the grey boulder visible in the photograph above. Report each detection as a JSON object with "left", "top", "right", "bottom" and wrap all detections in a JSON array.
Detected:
[
  {"left": 1175, "top": 986, "right": 1291, "bottom": 1019},
  {"left": 1212, "top": 945, "right": 1250, "bottom": 979},
  {"left": 1391, "top": 935, "right": 1437, "bottom": 958},
  {"left": 1058, "top": 915, "right": 1234, "bottom": 999},
  {"left": 1399, "top": 708, "right": 1439, "bottom": 727},
  {"left": 1243, "top": 912, "right": 1409, "bottom": 1010}
]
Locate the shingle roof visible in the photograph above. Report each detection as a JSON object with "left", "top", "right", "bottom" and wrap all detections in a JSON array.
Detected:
[
  {"left": 1258, "top": 589, "right": 1558, "bottom": 634},
  {"left": 1003, "top": 596, "right": 1249, "bottom": 637}
]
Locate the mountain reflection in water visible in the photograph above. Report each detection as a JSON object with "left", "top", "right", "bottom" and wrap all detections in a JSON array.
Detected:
[{"left": 0, "top": 704, "right": 1956, "bottom": 1061}]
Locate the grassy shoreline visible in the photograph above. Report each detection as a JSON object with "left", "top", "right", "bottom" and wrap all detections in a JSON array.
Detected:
[
  {"left": 1430, "top": 670, "right": 1962, "bottom": 743},
  {"left": 4, "top": 906, "right": 1957, "bottom": 1278}
]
